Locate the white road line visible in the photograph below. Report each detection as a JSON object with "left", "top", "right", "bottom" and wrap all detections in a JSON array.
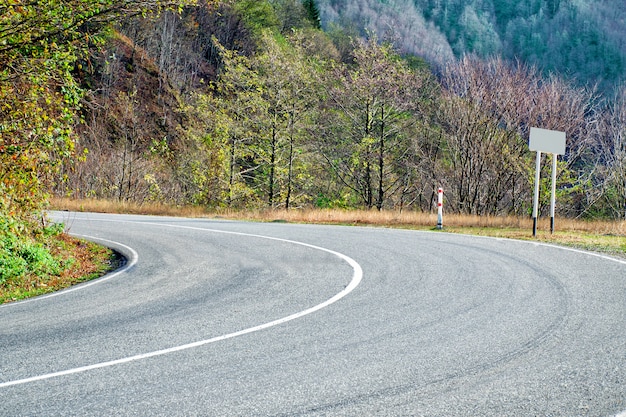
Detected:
[
  {"left": 536, "top": 241, "right": 626, "bottom": 265},
  {"left": 420, "top": 228, "right": 626, "bottom": 266},
  {"left": 0, "top": 221, "right": 363, "bottom": 388}
]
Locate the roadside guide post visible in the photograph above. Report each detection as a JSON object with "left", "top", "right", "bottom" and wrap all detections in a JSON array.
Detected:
[
  {"left": 436, "top": 187, "right": 443, "bottom": 230},
  {"left": 529, "top": 127, "right": 566, "bottom": 236}
]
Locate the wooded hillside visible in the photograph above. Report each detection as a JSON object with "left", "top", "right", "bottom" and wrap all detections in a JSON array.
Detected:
[
  {"left": 318, "top": 0, "right": 626, "bottom": 93},
  {"left": 2, "top": 0, "right": 626, "bottom": 227}
]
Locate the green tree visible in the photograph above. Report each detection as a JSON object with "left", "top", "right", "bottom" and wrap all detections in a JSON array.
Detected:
[
  {"left": 232, "top": 0, "right": 280, "bottom": 37},
  {"left": 0, "top": 0, "right": 192, "bottom": 222},
  {"left": 0, "top": 0, "right": 193, "bottom": 290},
  {"left": 319, "top": 37, "right": 428, "bottom": 210},
  {"left": 254, "top": 31, "right": 321, "bottom": 208},
  {"left": 302, "top": 0, "right": 322, "bottom": 29},
  {"left": 270, "top": 0, "right": 308, "bottom": 32},
  {"left": 197, "top": 39, "right": 268, "bottom": 208},
  {"left": 205, "top": 32, "right": 321, "bottom": 209}
]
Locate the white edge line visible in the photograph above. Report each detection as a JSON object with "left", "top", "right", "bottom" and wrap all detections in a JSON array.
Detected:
[
  {"left": 418, "top": 228, "right": 626, "bottom": 266},
  {"left": 532, "top": 241, "right": 626, "bottom": 266},
  {"left": 0, "top": 223, "right": 363, "bottom": 388}
]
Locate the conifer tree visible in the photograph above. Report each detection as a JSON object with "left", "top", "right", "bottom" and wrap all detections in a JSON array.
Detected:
[{"left": 302, "top": 0, "right": 321, "bottom": 29}]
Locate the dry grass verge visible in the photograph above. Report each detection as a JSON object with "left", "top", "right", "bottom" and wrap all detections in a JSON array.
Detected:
[{"left": 51, "top": 197, "right": 626, "bottom": 258}]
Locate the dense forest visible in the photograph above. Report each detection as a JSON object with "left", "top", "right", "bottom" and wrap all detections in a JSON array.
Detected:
[
  {"left": 2, "top": 0, "right": 626, "bottom": 234},
  {"left": 318, "top": 0, "right": 626, "bottom": 94}
]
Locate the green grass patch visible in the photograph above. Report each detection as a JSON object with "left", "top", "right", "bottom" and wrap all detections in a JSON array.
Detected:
[{"left": 0, "top": 218, "right": 118, "bottom": 304}]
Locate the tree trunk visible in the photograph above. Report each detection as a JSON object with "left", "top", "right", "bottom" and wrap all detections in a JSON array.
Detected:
[
  {"left": 269, "top": 123, "right": 277, "bottom": 207},
  {"left": 376, "top": 105, "right": 386, "bottom": 211},
  {"left": 285, "top": 113, "right": 294, "bottom": 210},
  {"left": 228, "top": 135, "right": 236, "bottom": 207}
]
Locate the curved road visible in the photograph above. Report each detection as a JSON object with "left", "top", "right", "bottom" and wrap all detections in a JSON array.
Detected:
[{"left": 1, "top": 212, "right": 625, "bottom": 416}]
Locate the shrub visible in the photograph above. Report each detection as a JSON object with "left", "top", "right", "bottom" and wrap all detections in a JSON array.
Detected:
[{"left": 0, "top": 215, "right": 62, "bottom": 286}]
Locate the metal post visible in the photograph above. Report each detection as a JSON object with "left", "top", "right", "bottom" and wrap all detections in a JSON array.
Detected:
[
  {"left": 436, "top": 188, "right": 443, "bottom": 230},
  {"left": 550, "top": 153, "right": 558, "bottom": 234},
  {"left": 532, "top": 151, "right": 541, "bottom": 237}
]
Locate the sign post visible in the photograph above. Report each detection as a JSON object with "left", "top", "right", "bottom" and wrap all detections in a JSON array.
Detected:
[
  {"left": 532, "top": 151, "right": 542, "bottom": 236},
  {"left": 529, "top": 127, "right": 566, "bottom": 236},
  {"left": 550, "top": 153, "right": 558, "bottom": 233}
]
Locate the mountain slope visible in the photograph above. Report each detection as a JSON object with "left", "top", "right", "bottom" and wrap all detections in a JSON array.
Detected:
[{"left": 318, "top": 0, "right": 626, "bottom": 93}]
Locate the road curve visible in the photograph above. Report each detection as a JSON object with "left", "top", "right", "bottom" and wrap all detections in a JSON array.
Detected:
[{"left": 1, "top": 212, "right": 624, "bottom": 416}]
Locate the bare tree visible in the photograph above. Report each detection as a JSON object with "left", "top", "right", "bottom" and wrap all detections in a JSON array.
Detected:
[
  {"left": 595, "top": 86, "right": 626, "bottom": 219},
  {"left": 438, "top": 56, "right": 599, "bottom": 215},
  {"left": 438, "top": 57, "right": 534, "bottom": 214}
]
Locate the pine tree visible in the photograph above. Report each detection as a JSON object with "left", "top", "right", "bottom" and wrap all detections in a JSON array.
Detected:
[{"left": 302, "top": 0, "right": 321, "bottom": 29}]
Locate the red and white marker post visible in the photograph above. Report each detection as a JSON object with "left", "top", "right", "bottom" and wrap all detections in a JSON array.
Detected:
[{"left": 436, "top": 188, "right": 443, "bottom": 229}]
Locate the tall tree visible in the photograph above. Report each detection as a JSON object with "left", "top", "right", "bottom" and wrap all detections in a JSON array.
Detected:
[
  {"left": 595, "top": 86, "right": 626, "bottom": 219},
  {"left": 0, "top": 0, "right": 192, "bottom": 222},
  {"left": 302, "top": 0, "right": 322, "bottom": 29},
  {"left": 196, "top": 39, "right": 267, "bottom": 208},
  {"left": 438, "top": 56, "right": 598, "bottom": 216},
  {"left": 253, "top": 31, "right": 320, "bottom": 208},
  {"left": 319, "top": 37, "right": 427, "bottom": 210}
]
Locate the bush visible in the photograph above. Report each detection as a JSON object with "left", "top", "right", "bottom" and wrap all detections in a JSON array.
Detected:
[
  {"left": 0, "top": 247, "right": 28, "bottom": 285},
  {"left": 0, "top": 215, "right": 62, "bottom": 286}
]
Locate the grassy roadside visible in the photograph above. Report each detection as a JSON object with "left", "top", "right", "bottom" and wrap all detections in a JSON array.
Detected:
[
  {"left": 52, "top": 197, "right": 626, "bottom": 258},
  {"left": 0, "top": 229, "right": 120, "bottom": 304}
]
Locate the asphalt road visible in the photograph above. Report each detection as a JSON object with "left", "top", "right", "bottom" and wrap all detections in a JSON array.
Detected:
[{"left": 1, "top": 212, "right": 625, "bottom": 416}]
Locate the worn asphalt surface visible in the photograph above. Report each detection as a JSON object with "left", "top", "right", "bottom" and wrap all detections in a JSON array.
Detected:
[{"left": 1, "top": 212, "right": 624, "bottom": 416}]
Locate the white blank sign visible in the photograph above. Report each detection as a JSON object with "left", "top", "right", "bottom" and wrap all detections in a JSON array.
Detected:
[{"left": 529, "top": 127, "right": 566, "bottom": 155}]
